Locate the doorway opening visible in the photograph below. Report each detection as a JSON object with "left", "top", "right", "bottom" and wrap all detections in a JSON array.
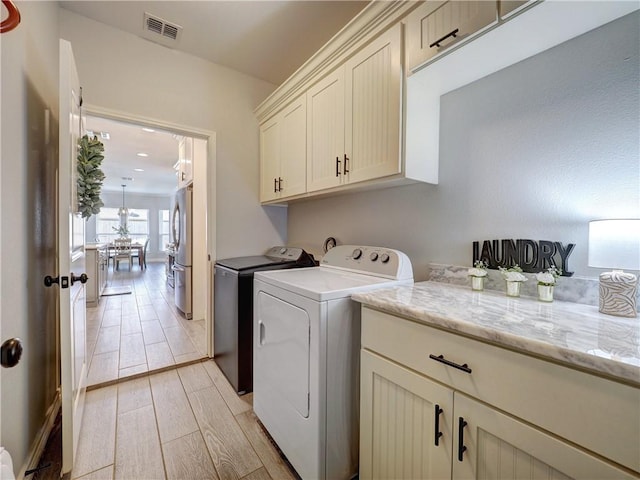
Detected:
[{"left": 82, "top": 111, "right": 215, "bottom": 387}]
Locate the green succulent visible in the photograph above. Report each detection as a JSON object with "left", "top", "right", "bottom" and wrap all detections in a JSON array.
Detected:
[{"left": 77, "top": 134, "right": 105, "bottom": 219}]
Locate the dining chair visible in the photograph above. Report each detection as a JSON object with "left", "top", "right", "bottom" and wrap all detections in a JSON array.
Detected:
[
  {"left": 132, "top": 237, "right": 150, "bottom": 269},
  {"left": 114, "top": 238, "right": 133, "bottom": 271}
]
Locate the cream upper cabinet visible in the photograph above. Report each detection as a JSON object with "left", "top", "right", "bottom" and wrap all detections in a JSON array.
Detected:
[
  {"left": 177, "top": 136, "right": 194, "bottom": 188},
  {"left": 345, "top": 23, "right": 402, "bottom": 185},
  {"left": 260, "top": 94, "right": 307, "bottom": 202},
  {"left": 406, "top": 1, "right": 498, "bottom": 71},
  {"left": 360, "top": 307, "right": 639, "bottom": 479},
  {"left": 307, "top": 23, "right": 402, "bottom": 193},
  {"left": 499, "top": 0, "right": 530, "bottom": 19},
  {"left": 307, "top": 68, "right": 345, "bottom": 192}
]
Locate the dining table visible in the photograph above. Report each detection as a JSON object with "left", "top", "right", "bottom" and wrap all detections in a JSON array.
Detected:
[{"left": 106, "top": 241, "right": 145, "bottom": 269}]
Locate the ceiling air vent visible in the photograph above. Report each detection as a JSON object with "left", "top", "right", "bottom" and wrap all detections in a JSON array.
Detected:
[{"left": 143, "top": 13, "right": 182, "bottom": 44}]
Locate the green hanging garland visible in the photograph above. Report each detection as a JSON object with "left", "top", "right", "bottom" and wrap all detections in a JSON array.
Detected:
[{"left": 77, "top": 134, "right": 105, "bottom": 219}]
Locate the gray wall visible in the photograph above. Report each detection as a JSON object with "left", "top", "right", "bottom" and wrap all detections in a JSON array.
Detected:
[
  {"left": 85, "top": 191, "right": 172, "bottom": 261},
  {"left": 288, "top": 12, "right": 640, "bottom": 282},
  {"left": 0, "top": 2, "right": 60, "bottom": 474}
]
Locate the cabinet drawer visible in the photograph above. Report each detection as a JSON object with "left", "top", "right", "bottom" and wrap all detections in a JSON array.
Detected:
[{"left": 361, "top": 307, "right": 640, "bottom": 473}]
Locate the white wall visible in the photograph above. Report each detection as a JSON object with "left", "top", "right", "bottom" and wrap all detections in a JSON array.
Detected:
[
  {"left": 0, "top": 2, "right": 60, "bottom": 474},
  {"left": 288, "top": 12, "right": 640, "bottom": 282},
  {"left": 59, "top": 8, "right": 287, "bottom": 261}
]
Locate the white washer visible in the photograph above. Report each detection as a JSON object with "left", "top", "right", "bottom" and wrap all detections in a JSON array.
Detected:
[{"left": 253, "top": 245, "right": 413, "bottom": 480}]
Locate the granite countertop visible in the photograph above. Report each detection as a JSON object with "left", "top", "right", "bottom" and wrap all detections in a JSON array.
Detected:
[
  {"left": 352, "top": 281, "right": 640, "bottom": 386},
  {"left": 85, "top": 242, "right": 106, "bottom": 250}
]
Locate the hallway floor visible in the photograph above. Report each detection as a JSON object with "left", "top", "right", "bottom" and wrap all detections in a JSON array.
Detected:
[
  {"left": 87, "top": 261, "right": 207, "bottom": 386},
  {"left": 72, "top": 360, "right": 298, "bottom": 480}
]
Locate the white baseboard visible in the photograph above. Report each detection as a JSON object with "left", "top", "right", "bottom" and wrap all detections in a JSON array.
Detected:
[{"left": 17, "top": 390, "right": 61, "bottom": 480}]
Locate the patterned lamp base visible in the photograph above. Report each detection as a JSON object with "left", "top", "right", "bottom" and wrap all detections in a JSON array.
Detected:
[{"left": 599, "top": 271, "right": 638, "bottom": 318}]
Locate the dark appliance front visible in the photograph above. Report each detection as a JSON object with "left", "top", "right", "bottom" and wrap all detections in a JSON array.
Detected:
[{"left": 213, "top": 247, "right": 316, "bottom": 394}]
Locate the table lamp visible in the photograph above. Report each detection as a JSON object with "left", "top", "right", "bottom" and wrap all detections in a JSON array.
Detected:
[{"left": 588, "top": 219, "right": 640, "bottom": 318}]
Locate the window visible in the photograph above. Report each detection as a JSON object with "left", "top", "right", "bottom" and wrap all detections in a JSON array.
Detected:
[
  {"left": 95, "top": 208, "right": 149, "bottom": 244},
  {"left": 95, "top": 207, "right": 120, "bottom": 243},
  {"left": 127, "top": 209, "right": 149, "bottom": 243},
  {"left": 159, "top": 209, "right": 170, "bottom": 250}
]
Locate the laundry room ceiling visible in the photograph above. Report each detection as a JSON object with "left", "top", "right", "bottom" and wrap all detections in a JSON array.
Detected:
[{"left": 59, "top": 0, "right": 370, "bottom": 85}]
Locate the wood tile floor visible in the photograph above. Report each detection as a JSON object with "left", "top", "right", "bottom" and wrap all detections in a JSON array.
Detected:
[
  {"left": 71, "top": 360, "right": 299, "bottom": 480},
  {"left": 87, "top": 262, "right": 207, "bottom": 386}
]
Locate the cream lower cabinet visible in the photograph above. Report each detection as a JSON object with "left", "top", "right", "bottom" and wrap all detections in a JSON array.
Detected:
[
  {"left": 307, "top": 23, "right": 402, "bottom": 193},
  {"left": 360, "top": 349, "right": 454, "bottom": 479},
  {"left": 86, "top": 245, "right": 107, "bottom": 307},
  {"left": 260, "top": 94, "right": 307, "bottom": 202},
  {"left": 360, "top": 307, "right": 639, "bottom": 479}
]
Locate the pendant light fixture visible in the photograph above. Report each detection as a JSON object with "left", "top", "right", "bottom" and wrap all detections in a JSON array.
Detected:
[{"left": 118, "top": 184, "right": 129, "bottom": 218}]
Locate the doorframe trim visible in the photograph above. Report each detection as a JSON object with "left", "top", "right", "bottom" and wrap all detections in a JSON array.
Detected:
[{"left": 84, "top": 104, "right": 217, "bottom": 358}]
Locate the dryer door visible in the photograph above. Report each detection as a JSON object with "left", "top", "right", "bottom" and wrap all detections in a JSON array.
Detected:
[{"left": 256, "top": 290, "right": 310, "bottom": 417}]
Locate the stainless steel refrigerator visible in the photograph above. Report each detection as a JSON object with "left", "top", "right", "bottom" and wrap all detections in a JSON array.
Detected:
[{"left": 172, "top": 185, "right": 192, "bottom": 319}]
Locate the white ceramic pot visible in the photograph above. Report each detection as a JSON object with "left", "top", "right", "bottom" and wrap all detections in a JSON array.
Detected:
[
  {"left": 506, "top": 281, "right": 521, "bottom": 297},
  {"left": 538, "top": 284, "right": 554, "bottom": 302},
  {"left": 471, "top": 276, "right": 485, "bottom": 291}
]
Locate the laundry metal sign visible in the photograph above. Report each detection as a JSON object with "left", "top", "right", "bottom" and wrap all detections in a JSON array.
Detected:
[{"left": 473, "top": 239, "right": 575, "bottom": 276}]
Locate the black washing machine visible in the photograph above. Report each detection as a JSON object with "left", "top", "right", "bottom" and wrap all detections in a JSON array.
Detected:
[{"left": 214, "top": 246, "right": 316, "bottom": 394}]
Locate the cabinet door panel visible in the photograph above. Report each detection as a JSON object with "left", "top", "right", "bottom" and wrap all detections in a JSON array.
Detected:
[
  {"left": 280, "top": 96, "right": 307, "bottom": 197},
  {"left": 360, "top": 350, "right": 453, "bottom": 480},
  {"left": 307, "top": 68, "right": 345, "bottom": 192},
  {"left": 453, "top": 393, "right": 636, "bottom": 480},
  {"left": 345, "top": 24, "right": 402, "bottom": 184},
  {"left": 407, "top": 1, "right": 497, "bottom": 70},
  {"left": 259, "top": 117, "right": 280, "bottom": 202}
]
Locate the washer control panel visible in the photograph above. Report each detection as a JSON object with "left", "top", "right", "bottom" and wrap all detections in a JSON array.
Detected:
[
  {"left": 321, "top": 245, "right": 413, "bottom": 280},
  {"left": 265, "top": 246, "right": 305, "bottom": 260}
]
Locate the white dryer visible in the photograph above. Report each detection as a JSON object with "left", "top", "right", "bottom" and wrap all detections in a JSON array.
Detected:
[{"left": 253, "top": 245, "right": 413, "bottom": 480}]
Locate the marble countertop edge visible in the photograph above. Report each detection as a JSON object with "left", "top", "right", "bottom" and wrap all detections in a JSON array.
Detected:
[{"left": 352, "top": 282, "right": 640, "bottom": 387}]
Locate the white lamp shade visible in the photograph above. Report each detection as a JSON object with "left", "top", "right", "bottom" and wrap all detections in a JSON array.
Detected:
[{"left": 588, "top": 219, "right": 640, "bottom": 271}]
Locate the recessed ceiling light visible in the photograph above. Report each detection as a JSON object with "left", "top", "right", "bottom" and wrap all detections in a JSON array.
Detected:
[
  {"left": 134, "top": 168, "right": 144, "bottom": 172},
  {"left": 100, "top": 132, "right": 110, "bottom": 140},
  {"left": 142, "top": 127, "right": 155, "bottom": 133},
  {"left": 136, "top": 152, "right": 149, "bottom": 157}
]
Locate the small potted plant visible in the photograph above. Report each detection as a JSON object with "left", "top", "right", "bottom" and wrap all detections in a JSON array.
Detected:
[
  {"left": 499, "top": 265, "right": 527, "bottom": 297},
  {"left": 112, "top": 224, "right": 130, "bottom": 239},
  {"left": 468, "top": 260, "right": 488, "bottom": 291},
  {"left": 535, "top": 266, "right": 561, "bottom": 302}
]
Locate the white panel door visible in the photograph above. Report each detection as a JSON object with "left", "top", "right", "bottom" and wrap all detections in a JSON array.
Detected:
[
  {"left": 306, "top": 67, "right": 345, "bottom": 192},
  {"left": 59, "top": 39, "right": 87, "bottom": 475},
  {"left": 452, "top": 393, "right": 637, "bottom": 480},
  {"left": 345, "top": 23, "right": 402, "bottom": 185},
  {"left": 279, "top": 95, "right": 307, "bottom": 197},
  {"left": 360, "top": 350, "right": 453, "bottom": 480}
]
